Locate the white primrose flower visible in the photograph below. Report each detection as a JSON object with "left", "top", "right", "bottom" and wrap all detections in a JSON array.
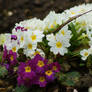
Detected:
[
  {"left": 58, "top": 25, "right": 72, "bottom": 40},
  {"left": 65, "top": 7, "right": 81, "bottom": 17},
  {"left": 43, "top": 11, "right": 57, "bottom": 30},
  {"left": 25, "top": 48, "right": 45, "bottom": 59},
  {"left": 75, "top": 12, "right": 92, "bottom": 31},
  {"left": 11, "top": 40, "right": 20, "bottom": 52},
  {"left": 43, "top": 11, "right": 68, "bottom": 31},
  {"left": 65, "top": 4, "right": 92, "bottom": 18},
  {"left": 77, "top": 4, "right": 92, "bottom": 13},
  {"left": 55, "top": 12, "right": 69, "bottom": 25},
  {"left": 5, "top": 40, "right": 19, "bottom": 52},
  {"left": 46, "top": 33, "right": 56, "bottom": 42},
  {"left": 3, "top": 33, "right": 12, "bottom": 47},
  {"left": 76, "top": 15, "right": 88, "bottom": 30},
  {"left": 3, "top": 34, "right": 20, "bottom": 52},
  {"left": 0, "top": 34, "right": 6, "bottom": 45},
  {"left": 15, "top": 31, "right": 26, "bottom": 48},
  {"left": 25, "top": 30, "right": 44, "bottom": 43},
  {"left": 48, "top": 33, "right": 71, "bottom": 55},
  {"left": 80, "top": 49, "right": 90, "bottom": 60},
  {"left": 23, "top": 38, "right": 37, "bottom": 55}
]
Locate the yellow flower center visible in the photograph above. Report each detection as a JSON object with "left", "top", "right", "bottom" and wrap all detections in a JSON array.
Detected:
[
  {"left": 50, "top": 21, "right": 56, "bottom": 29},
  {"left": 1, "top": 39, "right": 5, "bottom": 43},
  {"left": 81, "top": 21, "right": 86, "bottom": 26},
  {"left": 34, "top": 51, "right": 40, "bottom": 56},
  {"left": 71, "top": 11, "right": 76, "bottom": 15},
  {"left": 37, "top": 60, "right": 44, "bottom": 67},
  {"left": 50, "top": 25, "right": 54, "bottom": 29},
  {"left": 61, "top": 30, "right": 65, "bottom": 35},
  {"left": 28, "top": 44, "right": 32, "bottom": 50},
  {"left": 21, "top": 36, "right": 24, "bottom": 42},
  {"left": 25, "top": 66, "right": 31, "bottom": 72},
  {"left": 31, "top": 35, "right": 36, "bottom": 41},
  {"left": 39, "top": 77, "right": 45, "bottom": 82},
  {"left": 52, "top": 66, "right": 57, "bottom": 71},
  {"left": 44, "top": 26, "right": 48, "bottom": 30},
  {"left": 25, "top": 27, "right": 30, "bottom": 30},
  {"left": 10, "top": 55, "right": 14, "bottom": 61},
  {"left": 56, "top": 41, "right": 62, "bottom": 48},
  {"left": 84, "top": 52, "right": 88, "bottom": 56},
  {"left": 45, "top": 70, "right": 53, "bottom": 76},
  {"left": 12, "top": 47, "right": 16, "bottom": 52}
]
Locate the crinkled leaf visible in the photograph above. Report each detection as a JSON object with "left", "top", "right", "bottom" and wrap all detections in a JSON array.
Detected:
[
  {"left": 0, "top": 66, "right": 8, "bottom": 77},
  {"left": 15, "top": 85, "right": 29, "bottom": 92},
  {"left": 18, "top": 48, "right": 23, "bottom": 54},
  {"left": 60, "top": 72, "right": 80, "bottom": 86}
]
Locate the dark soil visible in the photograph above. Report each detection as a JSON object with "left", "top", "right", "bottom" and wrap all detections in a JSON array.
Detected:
[{"left": 0, "top": 0, "right": 92, "bottom": 34}]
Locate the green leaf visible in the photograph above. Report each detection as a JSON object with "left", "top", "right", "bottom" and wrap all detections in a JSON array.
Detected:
[
  {"left": 68, "top": 22, "right": 78, "bottom": 41},
  {"left": 60, "top": 72, "right": 80, "bottom": 86},
  {"left": 87, "top": 55, "right": 92, "bottom": 68},
  {"left": 79, "top": 63, "right": 85, "bottom": 67},
  {"left": 64, "top": 80, "right": 75, "bottom": 86},
  {"left": 66, "top": 72, "right": 80, "bottom": 78},
  {"left": 15, "top": 85, "right": 29, "bottom": 92},
  {"left": 75, "top": 22, "right": 81, "bottom": 31},
  {"left": 68, "top": 22, "right": 82, "bottom": 51},
  {"left": 0, "top": 55, "right": 2, "bottom": 62},
  {"left": 0, "top": 66, "right": 8, "bottom": 77},
  {"left": 18, "top": 48, "right": 23, "bottom": 54}
]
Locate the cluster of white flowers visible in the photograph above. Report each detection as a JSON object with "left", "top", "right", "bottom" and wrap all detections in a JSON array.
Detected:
[
  {"left": 1, "top": 19, "right": 45, "bottom": 58},
  {"left": 0, "top": 3, "right": 92, "bottom": 59},
  {"left": 0, "top": 34, "right": 6, "bottom": 45},
  {"left": 65, "top": 4, "right": 92, "bottom": 17}
]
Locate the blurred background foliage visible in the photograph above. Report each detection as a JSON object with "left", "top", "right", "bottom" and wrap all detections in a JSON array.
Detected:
[{"left": 0, "top": 0, "right": 92, "bottom": 33}]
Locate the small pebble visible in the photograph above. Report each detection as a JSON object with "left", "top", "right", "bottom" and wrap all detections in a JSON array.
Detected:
[
  {"left": 73, "top": 89, "right": 78, "bottom": 92},
  {"left": 8, "top": 11, "right": 13, "bottom": 16}
]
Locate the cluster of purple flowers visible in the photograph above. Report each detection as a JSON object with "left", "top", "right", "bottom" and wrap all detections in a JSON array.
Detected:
[
  {"left": 2, "top": 46, "right": 17, "bottom": 72},
  {"left": 17, "top": 54, "right": 61, "bottom": 87}
]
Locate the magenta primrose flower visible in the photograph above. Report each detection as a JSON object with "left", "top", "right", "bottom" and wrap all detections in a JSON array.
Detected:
[
  {"left": 17, "top": 54, "right": 61, "bottom": 87},
  {"left": 8, "top": 50, "right": 17, "bottom": 66},
  {"left": 2, "top": 46, "right": 18, "bottom": 73},
  {"left": 17, "top": 62, "right": 36, "bottom": 86},
  {"left": 2, "top": 45, "right": 8, "bottom": 61},
  {"left": 50, "top": 62, "right": 61, "bottom": 72},
  {"left": 36, "top": 75, "right": 47, "bottom": 87},
  {"left": 45, "top": 69, "right": 55, "bottom": 81},
  {"left": 11, "top": 35, "right": 17, "bottom": 40},
  {"left": 3, "top": 46, "right": 17, "bottom": 66},
  {"left": 32, "top": 54, "right": 48, "bottom": 73}
]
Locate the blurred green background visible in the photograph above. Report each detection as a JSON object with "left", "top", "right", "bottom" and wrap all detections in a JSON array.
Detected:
[{"left": 0, "top": 0, "right": 92, "bottom": 33}]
